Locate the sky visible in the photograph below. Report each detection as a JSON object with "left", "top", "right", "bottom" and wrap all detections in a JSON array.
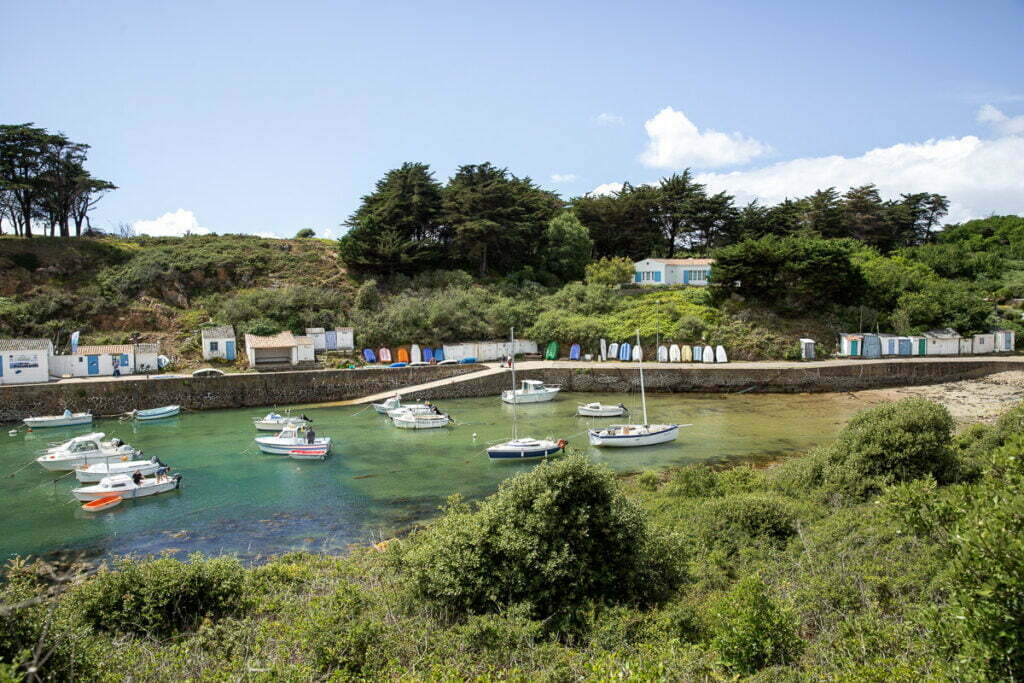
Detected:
[{"left": 2, "top": 0, "right": 1023, "bottom": 237}]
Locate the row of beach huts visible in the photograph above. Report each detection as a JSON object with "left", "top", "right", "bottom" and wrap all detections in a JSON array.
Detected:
[{"left": 837, "top": 328, "right": 1015, "bottom": 358}]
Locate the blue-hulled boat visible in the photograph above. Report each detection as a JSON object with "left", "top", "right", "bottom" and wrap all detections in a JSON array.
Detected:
[
  {"left": 134, "top": 405, "right": 181, "bottom": 421},
  {"left": 433, "top": 347, "right": 445, "bottom": 361},
  {"left": 389, "top": 362, "right": 408, "bottom": 368},
  {"left": 618, "top": 342, "right": 631, "bottom": 361},
  {"left": 422, "top": 347, "right": 434, "bottom": 363},
  {"left": 569, "top": 343, "right": 581, "bottom": 360},
  {"left": 363, "top": 348, "right": 377, "bottom": 363},
  {"left": 460, "top": 357, "right": 476, "bottom": 364}
]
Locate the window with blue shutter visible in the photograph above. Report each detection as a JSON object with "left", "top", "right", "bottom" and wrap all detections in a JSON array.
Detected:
[
  {"left": 654, "top": 271, "right": 661, "bottom": 282},
  {"left": 120, "top": 353, "right": 129, "bottom": 367},
  {"left": 634, "top": 272, "right": 641, "bottom": 283}
]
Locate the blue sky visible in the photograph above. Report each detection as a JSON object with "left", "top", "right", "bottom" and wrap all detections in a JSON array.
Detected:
[{"left": 2, "top": 0, "right": 1023, "bottom": 237}]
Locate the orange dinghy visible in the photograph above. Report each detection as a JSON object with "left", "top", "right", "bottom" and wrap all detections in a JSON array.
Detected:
[
  {"left": 396, "top": 347, "right": 410, "bottom": 363},
  {"left": 82, "top": 495, "right": 123, "bottom": 512}
]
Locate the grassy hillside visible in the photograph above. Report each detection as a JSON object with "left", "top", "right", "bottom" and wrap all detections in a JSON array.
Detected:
[{"left": 2, "top": 398, "right": 1023, "bottom": 680}]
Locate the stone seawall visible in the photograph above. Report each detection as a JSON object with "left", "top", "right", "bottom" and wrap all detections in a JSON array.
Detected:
[
  {"left": 395, "top": 360, "right": 1024, "bottom": 402},
  {"left": 2, "top": 359, "right": 1019, "bottom": 423},
  {"left": 0, "top": 365, "right": 482, "bottom": 423}
]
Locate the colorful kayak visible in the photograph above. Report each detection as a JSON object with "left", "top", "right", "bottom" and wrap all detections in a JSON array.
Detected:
[
  {"left": 389, "top": 362, "right": 408, "bottom": 368},
  {"left": 618, "top": 342, "right": 631, "bottom": 361},
  {"left": 569, "top": 343, "right": 581, "bottom": 360},
  {"left": 423, "top": 347, "right": 434, "bottom": 363},
  {"left": 433, "top": 347, "right": 445, "bottom": 361},
  {"left": 669, "top": 344, "right": 681, "bottom": 362},
  {"left": 379, "top": 347, "right": 392, "bottom": 362},
  {"left": 410, "top": 344, "right": 422, "bottom": 363},
  {"left": 693, "top": 345, "right": 703, "bottom": 362},
  {"left": 544, "top": 341, "right": 558, "bottom": 360},
  {"left": 397, "top": 347, "right": 410, "bottom": 363},
  {"left": 607, "top": 342, "right": 619, "bottom": 360},
  {"left": 657, "top": 345, "right": 668, "bottom": 362},
  {"left": 363, "top": 348, "right": 377, "bottom": 363},
  {"left": 682, "top": 345, "right": 692, "bottom": 362}
]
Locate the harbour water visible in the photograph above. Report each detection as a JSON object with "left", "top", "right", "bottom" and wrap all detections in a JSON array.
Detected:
[{"left": 0, "top": 392, "right": 864, "bottom": 562}]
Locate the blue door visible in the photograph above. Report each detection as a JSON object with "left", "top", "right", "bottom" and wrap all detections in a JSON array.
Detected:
[
  {"left": 0, "top": 356, "right": 4, "bottom": 378},
  {"left": 120, "top": 353, "right": 130, "bottom": 368},
  {"left": 898, "top": 338, "right": 911, "bottom": 355},
  {"left": 225, "top": 341, "right": 236, "bottom": 361},
  {"left": 634, "top": 272, "right": 641, "bottom": 283},
  {"left": 654, "top": 271, "right": 661, "bottom": 283},
  {"left": 325, "top": 330, "right": 337, "bottom": 350},
  {"left": 683, "top": 270, "right": 690, "bottom": 284},
  {"left": 87, "top": 355, "right": 99, "bottom": 375},
  {"left": 863, "top": 335, "right": 881, "bottom": 358}
]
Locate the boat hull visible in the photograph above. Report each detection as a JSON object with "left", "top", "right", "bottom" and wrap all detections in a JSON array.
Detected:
[
  {"left": 253, "top": 419, "right": 309, "bottom": 431},
  {"left": 37, "top": 449, "right": 139, "bottom": 472},
  {"left": 135, "top": 405, "right": 180, "bottom": 420},
  {"left": 392, "top": 415, "right": 450, "bottom": 429},
  {"left": 73, "top": 477, "right": 181, "bottom": 501},
  {"left": 75, "top": 460, "right": 161, "bottom": 483},
  {"left": 588, "top": 424, "right": 679, "bottom": 447},
  {"left": 501, "top": 388, "right": 560, "bottom": 404},
  {"left": 24, "top": 414, "right": 92, "bottom": 428},
  {"left": 577, "top": 403, "right": 627, "bottom": 417},
  {"left": 487, "top": 443, "right": 565, "bottom": 460},
  {"left": 81, "top": 495, "right": 123, "bottom": 511},
  {"left": 255, "top": 437, "right": 332, "bottom": 455}
]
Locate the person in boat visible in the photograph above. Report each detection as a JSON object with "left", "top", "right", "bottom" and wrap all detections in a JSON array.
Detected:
[
  {"left": 155, "top": 465, "right": 169, "bottom": 483},
  {"left": 132, "top": 470, "right": 144, "bottom": 486},
  {"left": 62, "top": 408, "right": 72, "bottom": 418},
  {"left": 306, "top": 427, "right": 316, "bottom": 445},
  {"left": 301, "top": 414, "right": 311, "bottom": 422}
]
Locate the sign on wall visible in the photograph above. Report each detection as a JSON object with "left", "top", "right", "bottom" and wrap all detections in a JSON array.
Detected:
[{"left": 8, "top": 354, "right": 39, "bottom": 369}]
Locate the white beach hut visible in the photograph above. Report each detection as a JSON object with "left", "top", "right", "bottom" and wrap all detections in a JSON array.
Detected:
[{"left": 0, "top": 339, "right": 53, "bottom": 385}]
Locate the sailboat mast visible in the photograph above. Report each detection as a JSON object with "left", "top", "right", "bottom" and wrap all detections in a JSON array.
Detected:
[
  {"left": 637, "top": 330, "right": 648, "bottom": 425},
  {"left": 510, "top": 327, "right": 517, "bottom": 440}
]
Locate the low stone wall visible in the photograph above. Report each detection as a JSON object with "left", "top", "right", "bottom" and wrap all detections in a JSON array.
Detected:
[
  {"left": 397, "top": 360, "right": 1024, "bottom": 401},
  {"left": 2, "top": 359, "right": 1019, "bottom": 423},
  {"left": 0, "top": 365, "right": 483, "bottom": 423}
]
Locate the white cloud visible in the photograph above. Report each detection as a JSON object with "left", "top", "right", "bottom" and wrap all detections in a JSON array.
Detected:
[
  {"left": 254, "top": 231, "right": 281, "bottom": 239},
  {"left": 550, "top": 173, "right": 577, "bottom": 183},
  {"left": 319, "top": 227, "right": 337, "bottom": 239},
  {"left": 977, "top": 104, "right": 1024, "bottom": 135},
  {"left": 640, "top": 107, "right": 771, "bottom": 169},
  {"left": 693, "top": 132, "right": 1024, "bottom": 223},
  {"left": 132, "top": 209, "right": 210, "bottom": 237},
  {"left": 594, "top": 113, "right": 624, "bottom": 127},
  {"left": 588, "top": 182, "right": 625, "bottom": 196}
]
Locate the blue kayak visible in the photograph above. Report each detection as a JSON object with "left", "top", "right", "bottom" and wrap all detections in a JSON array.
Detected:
[
  {"left": 434, "top": 347, "right": 445, "bottom": 361},
  {"left": 389, "top": 362, "right": 408, "bottom": 368},
  {"left": 363, "top": 348, "right": 377, "bottom": 363},
  {"left": 460, "top": 357, "right": 476, "bottom": 364}
]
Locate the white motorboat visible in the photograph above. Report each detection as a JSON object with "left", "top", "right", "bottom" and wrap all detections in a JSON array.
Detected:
[
  {"left": 372, "top": 396, "right": 402, "bottom": 414},
  {"left": 488, "top": 328, "right": 568, "bottom": 461},
  {"left": 72, "top": 473, "right": 182, "bottom": 502},
  {"left": 392, "top": 412, "right": 451, "bottom": 429},
  {"left": 588, "top": 330, "right": 684, "bottom": 448},
  {"left": 255, "top": 424, "right": 331, "bottom": 455},
  {"left": 24, "top": 411, "right": 92, "bottom": 429},
  {"left": 36, "top": 433, "right": 140, "bottom": 471},
  {"left": 501, "top": 379, "right": 560, "bottom": 404},
  {"left": 386, "top": 404, "right": 434, "bottom": 418},
  {"left": 577, "top": 402, "right": 628, "bottom": 417},
  {"left": 75, "top": 457, "right": 164, "bottom": 483},
  {"left": 253, "top": 412, "right": 310, "bottom": 431}
]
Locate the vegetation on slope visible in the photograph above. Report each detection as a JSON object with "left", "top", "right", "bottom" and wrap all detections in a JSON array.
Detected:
[{"left": 2, "top": 398, "right": 1024, "bottom": 679}]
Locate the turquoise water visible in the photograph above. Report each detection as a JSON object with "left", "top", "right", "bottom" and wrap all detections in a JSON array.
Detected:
[{"left": 0, "top": 392, "right": 861, "bottom": 562}]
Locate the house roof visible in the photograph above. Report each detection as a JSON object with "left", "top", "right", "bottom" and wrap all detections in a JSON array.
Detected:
[
  {"left": 335, "top": 326, "right": 353, "bottom": 332},
  {"left": 0, "top": 339, "right": 52, "bottom": 351},
  {"left": 923, "top": 328, "right": 961, "bottom": 339},
  {"left": 135, "top": 343, "right": 161, "bottom": 354},
  {"left": 244, "top": 331, "right": 297, "bottom": 349},
  {"left": 305, "top": 327, "right": 326, "bottom": 334},
  {"left": 201, "top": 325, "right": 235, "bottom": 340},
  {"left": 76, "top": 344, "right": 134, "bottom": 355},
  {"left": 641, "top": 258, "right": 715, "bottom": 266},
  {"left": 295, "top": 335, "right": 314, "bottom": 346}
]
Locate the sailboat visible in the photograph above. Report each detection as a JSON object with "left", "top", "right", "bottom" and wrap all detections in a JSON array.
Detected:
[
  {"left": 488, "top": 328, "right": 568, "bottom": 461},
  {"left": 588, "top": 330, "right": 682, "bottom": 448}
]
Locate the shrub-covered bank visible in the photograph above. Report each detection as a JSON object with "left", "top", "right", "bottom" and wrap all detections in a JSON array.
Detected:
[{"left": 3, "top": 397, "right": 1024, "bottom": 680}]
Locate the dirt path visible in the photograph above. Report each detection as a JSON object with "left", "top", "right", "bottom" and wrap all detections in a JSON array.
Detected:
[{"left": 855, "top": 370, "right": 1024, "bottom": 423}]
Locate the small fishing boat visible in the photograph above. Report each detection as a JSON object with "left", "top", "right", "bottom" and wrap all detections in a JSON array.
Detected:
[
  {"left": 72, "top": 473, "right": 182, "bottom": 502},
  {"left": 81, "top": 495, "right": 123, "bottom": 512},
  {"left": 607, "top": 342, "right": 619, "bottom": 360},
  {"left": 501, "top": 379, "right": 560, "bottom": 404},
  {"left": 692, "top": 345, "right": 703, "bottom": 362},
  {"left": 379, "top": 347, "right": 392, "bottom": 362},
  {"left": 544, "top": 341, "right": 558, "bottom": 360},
  {"left": 389, "top": 362, "right": 408, "bottom": 368},
  {"left": 386, "top": 404, "right": 435, "bottom": 418},
  {"left": 433, "top": 347, "right": 445, "bottom": 362},
  {"left": 588, "top": 330, "right": 683, "bottom": 449},
  {"left": 392, "top": 412, "right": 451, "bottom": 429},
  {"left": 23, "top": 411, "right": 92, "bottom": 429},
  {"left": 372, "top": 396, "right": 402, "bottom": 414},
  {"left": 408, "top": 361, "right": 429, "bottom": 367},
  {"left": 632, "top": 344, "right": 643, "bottom": 362},
  {"left": 133, "top": 405, "right": 180, "bottom": 421},
  {"left": 410, "top": 344, "right": 422, "bottom": 364},
  {"left": 569, "top": 343, "right": 581, "bottom": 360},
  {"left": 682, "top": 345, "right": 693, "bottom": 362},
  {"left": 396, "top": 347, "right": 411, "bottom": 363},
  {"left": 288, "top": 446, "right": 330, "bottom": 461},
  {"left": 669, "top": 344, "right": 682, "bottom": 362},
  {"left": 75, "top": 457, "right": 164, "bottom": 483},
  {"left": 489, "top": 328, "right": 568, "bottom": 461},
  {"left": 577, "top": 402, "right": 628, "bottom": 417},
  {"left": 253, "top": 412, "right": 310, "bottom": 431},
  {"left": 255, "top": 424, "right": 331, "bottom": 455},
  {"left": 459, "top": 357, "right": 476, "bottom": 364},
  {"left": 657, "top": 345, "right": 669, "bottom": 362},
  {"left": 363, "top": 348, "right": 377, "bottom": 363},
  {"left": 618, "top": 342, "right": 631, "bottom": 361},
  {"left": 702, "top": 345, "right": 715, "bottom": 364},
  {"left": 437, "top": 358, "right": 457, "bottom": 365},
  {"left": 36, "top": 433, "right": 139, "bottom": 471},
  {"left": 715, "top": 345, "right": 728, "bottom": 363}
]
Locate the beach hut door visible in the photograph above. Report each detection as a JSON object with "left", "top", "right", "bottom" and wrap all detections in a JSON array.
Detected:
[
  {"left": 898, "top": 338, "right": 911, "bottom": 355},
  {"left": 325, "top": 330, "right": 337, "bottom": 350},
  {"left": 850, "top": 339, "right": 859, "bottom": 356},
  {"left": 87, "top": 355, "right": 99, "bottom": 375},
  {"left": 225, "top": 341, "right": 236, "bottom": 361},
  {"left": 918, "top": 338, "right": 926, "bottom": 355}
]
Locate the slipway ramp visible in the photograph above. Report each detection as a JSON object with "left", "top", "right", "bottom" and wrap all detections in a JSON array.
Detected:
[{"left": 332, "top": 364, "right": 508, "bottom": 406}]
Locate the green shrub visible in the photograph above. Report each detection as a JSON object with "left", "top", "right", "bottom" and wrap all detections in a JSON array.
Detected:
[
  {"left": 710, "top": 575, "right": 803, "bottom": 674},
  {"left": 401, "top": 456, "right": 684, "bottom": 625},
  {"left": 635, "top": 470, "right": 660, "bottom": 491},
  {"left": 66, "top": 555, "right": 247, "bottom": 637},
  {"left": 300, "top": 582, "right": 389, "bottom": 677},
  {"left": 691, "top": 493, "right": 800, "bottom": 553},
  {"left": 664, "top": 465, "right": 720, "bottom": 499}
]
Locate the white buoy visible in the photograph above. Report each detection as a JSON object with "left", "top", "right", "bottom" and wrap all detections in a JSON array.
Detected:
[
  {"left": 8, "top": 430, "right": 17, "bottom": 437},
  {"left": 472, "top": 433, "right": 478, "bottom": 440}
]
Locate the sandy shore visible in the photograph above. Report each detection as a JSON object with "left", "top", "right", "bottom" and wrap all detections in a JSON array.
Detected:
[{"left": 854, "top": 370, "right": 1024, "bottom": 424}]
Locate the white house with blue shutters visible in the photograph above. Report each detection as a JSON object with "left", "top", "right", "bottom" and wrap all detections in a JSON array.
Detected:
[
  {"left": 201, "top": 325, "right": 237, "bottom": 361},
  {"left": 632, "top": 258, "right": 715, "bottom": 286}
]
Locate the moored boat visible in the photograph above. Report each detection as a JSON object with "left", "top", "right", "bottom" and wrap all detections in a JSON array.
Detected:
[
  {"left": 75, "top": 457, "right": 164, "bottom": 483},
  {"left": 253, "top": 412, "right": 310, "bottom": 431},
  {"left": 24, "top": 411, "right": 92, "bottom": 429},
  {"left": 72, "top": 473, "right": 182, "bottom": 502},
  {"left": 134, "top": 405, "right": 180, "bottom": 420},
  {"left": 36, "top": 433, "right": 139, "bottom": 471},
  {"left": 81, "top": 495, "right": 123, "bottom": 512},
  {"left": 392, "top": 412, "right": 451, "bottom": 429},
  {"left": 255, "top": 424, "right": 331, "bottom": 455},
  {"left": 501, "top": 379, "right": 560, "bottom": 404},
  {"left": 372, "top": 396, "right": 402, "bottom": 414},
  {"left": 386, "top": 404, "right": 435, "bottom": 418},
  {"left": 577, "top": 402, "right": 628, "bottom": 417}
]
